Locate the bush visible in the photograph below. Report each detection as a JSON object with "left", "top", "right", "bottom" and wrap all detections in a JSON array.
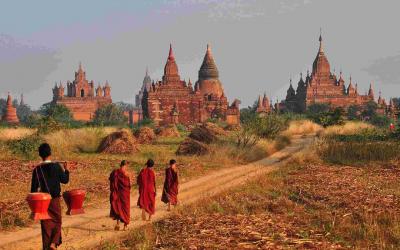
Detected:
[
  {"left": 255, "top": 115, "right": 288, "bottom": 139},
  {"left": 307, "top": 107, "right": 345, "bottom": 127},
  {"left": 8, "top": 134, "right": 44, "bottom": 159},
  {"left": 36, "top": 116, "right": 65, "bottom": 134},
  {"left": 369, "top": 115, "right": 391, "bottom": 127},
  {"left": 175, "top": 123, "right": 187, "bottom": 132}
]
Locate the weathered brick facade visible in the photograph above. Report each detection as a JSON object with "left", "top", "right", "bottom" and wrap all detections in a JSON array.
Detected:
[
  {"left": 142, "top": 44, "right": 240, "bottom": 126},
  {"left": 52, "top": 64, "right": 112, "bottom": 121}
]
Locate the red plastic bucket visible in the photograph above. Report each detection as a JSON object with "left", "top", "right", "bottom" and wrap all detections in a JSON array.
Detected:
[
  {"left": 26, "top": 192, "right": 52, "bottom": 221},
  {"left": 63, "top": 189, "right": 86, "bottom": 215}
]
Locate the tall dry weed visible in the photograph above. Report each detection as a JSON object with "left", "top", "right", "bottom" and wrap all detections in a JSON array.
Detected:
[
  {"left": 0, "top": 128, "right": 36, "bottom": 141},
  {"left": 282, "top": 120, "right": 322, "bottom": 137},
  {"left": 321, "top": 121, "right": 373, "bottom": 136},
  {"left": 43, "top": 127, "right": 111, "bottom": 157}
]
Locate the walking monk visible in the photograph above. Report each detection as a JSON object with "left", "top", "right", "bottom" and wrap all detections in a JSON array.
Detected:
[
  {"left": 109, "top": 160, "right": 131, "bottom": 231},
  {"left": 137, "top": 159, "right": 156, "bottom": 221},
  {"left": 31, "top": 143, "right": 69, "bottom": 250},
  {"left": 161, "top": 159, "right": 179, "bottom": 211}
]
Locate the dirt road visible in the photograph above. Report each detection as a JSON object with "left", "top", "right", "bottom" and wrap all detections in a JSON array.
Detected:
[{"left": 0, "top": 135, "right": 314, "bottom": 250}]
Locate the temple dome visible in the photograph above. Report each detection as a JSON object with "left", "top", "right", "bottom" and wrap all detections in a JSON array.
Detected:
[{"left": 198, "top": 44, "right": 224, "bottom": 97}]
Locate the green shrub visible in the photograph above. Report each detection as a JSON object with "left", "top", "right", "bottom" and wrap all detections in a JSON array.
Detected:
[
  {"left": 8, "top": 134, "right": 44, "bottom": 159},
  {"left": 36, "top": 116, "right": 64, "bottom": 134},
  {"left": 251, "top": 115, "right": 288, "bottom": 139},
  {"left": 175, "top": 123, "right": 186, "bottom": 132},
  {"left": 307, "top": 107, "right": 345, "bottom": 127}
]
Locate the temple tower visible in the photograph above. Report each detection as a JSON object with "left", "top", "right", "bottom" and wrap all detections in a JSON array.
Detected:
[
  {"left": 2, "top": 93, "right": 19, "bottom": 124},
  {"left": 197, "top": 44, "right": 224, "bottom": 98}
]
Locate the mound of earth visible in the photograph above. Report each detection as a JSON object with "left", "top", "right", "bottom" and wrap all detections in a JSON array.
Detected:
[
  {"left": 157, "top": 126, "right": 180, "bottom": 137},
  {"left": 203, "top": 122, "right": 228, "bottom": 136},
  {"left": 189, "top": 125, "right": 218, "bottom": 144},
  {"left": 135, "top": 127, "right": 156, "bottom": 144},
  {"left": 224, "top": 124, "right": 241, "bottom": 131},
  {"left": 98, "top": 130, "right": 139, "bottom": 154},
  {"left": 176, "top": 138, "right": 209, "bottom": 156}
]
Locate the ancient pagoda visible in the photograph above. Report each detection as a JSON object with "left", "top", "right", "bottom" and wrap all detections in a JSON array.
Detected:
[{"left": 2, "top": 93, "right": 19, "bottom": 124}]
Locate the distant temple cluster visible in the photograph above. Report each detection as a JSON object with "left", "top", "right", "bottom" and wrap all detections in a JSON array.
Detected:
[
  {"left": 135, "top": 44, "right": 240, "bottom": 126},
  {"left": 256, "top": 33, "right": 399, "bottom": 119},
  {"left": 52, "top": 63, "right": 112, "bottom": 121}
]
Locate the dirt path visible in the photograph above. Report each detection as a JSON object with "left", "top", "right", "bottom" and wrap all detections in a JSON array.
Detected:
[{"left": 0, "top": 135, "right": 314, "bottom": 250}]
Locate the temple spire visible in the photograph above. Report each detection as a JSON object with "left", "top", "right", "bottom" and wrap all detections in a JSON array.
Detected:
[
  {"left": 318, "top": 28, "right": 323, "bottom": 53},
  {"left": 20, "top": 93, "right": 24, "bottom": 106},
  {"left": 168, "top": 43, "right": 174, "bottom": 60}
]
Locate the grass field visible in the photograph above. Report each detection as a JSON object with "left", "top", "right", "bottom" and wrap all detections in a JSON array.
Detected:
[
  {"left": 98, "top": 121, "right": 400, "bottom": 249},
  {"left": 0, "top": 125, "right": 282, "bottom": 230}
]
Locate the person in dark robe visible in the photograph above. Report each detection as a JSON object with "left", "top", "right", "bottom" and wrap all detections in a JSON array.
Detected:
[
  {"left": 109, "top": 160, "right": 131, "bottom": 231},
  {"left": 137, "top": 159, "right": 156, "bottom": 221},
  {"left": 31, "top": 143, "right": 70, "bottom": 250},
  {"left": 161, "top": 159, "right": 179, "bottom": 211}
]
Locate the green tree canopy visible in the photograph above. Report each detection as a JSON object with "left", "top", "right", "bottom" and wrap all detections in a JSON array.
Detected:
[
  {"left": 347, "top": 104, "right": 362, "bottom": 120},
  {"left": 17, "top": 104, "right": 33, "bottom": 124},
  {"left": 39, "top": 102, "right": 73, "bottom": 123},
  {"left": 93, "top": 103, "right": 127, "bottom": 126}
]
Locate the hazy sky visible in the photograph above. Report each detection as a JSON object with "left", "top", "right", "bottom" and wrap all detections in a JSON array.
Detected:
[{"left": 0, "top": 0, "right": 399, "bottom": 109}]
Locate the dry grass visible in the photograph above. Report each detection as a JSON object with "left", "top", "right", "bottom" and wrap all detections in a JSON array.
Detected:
[
  {"left": 0, "top": 124, "right": 289, "bottom": 230},
  {"left": 42, "top": 127, "right": 112, "bottom": 157},
  {"left": 0, "top": 128, "right": 36, "bottom": 141},
  {"left": 321, "top": 121, "right": 374, "bottom": 136},
  {"left": 281, "top": 119, "right": 322, "bottom": 137},
  {"left": 110, "top": 148, "right": 400, "bottom": 249}
]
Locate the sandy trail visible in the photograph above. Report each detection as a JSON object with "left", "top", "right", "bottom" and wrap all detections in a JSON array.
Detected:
[{"left": 0, "top": 135, "right": 313, "bottom": 250}]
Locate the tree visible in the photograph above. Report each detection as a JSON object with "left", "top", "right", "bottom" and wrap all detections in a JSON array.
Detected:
[
  {"left": 17, "top": 104, "right": 33, "bottom": 124},
  {"left": 361, "top": 101, "right": 378, "bottom": 119},
  {"left": 115, "top": 102, "right": 134, "bottom": 112},
  {"left": 347, "top": 105, "right": 361, "bottom": 120},
  {"left": 93, "top": 104, "right": 127, "bottom": 126},
  {"left": 308, "top": 107, "right": 344, "bottom": 127},
  {"left": 0, "top": 98, "right": 7, "bottom": 117},
  {"left": 240, "top": 100, "right": 258, "bottom": 124},
  {"left": 39, "top": 102, "right": 73, "bottom": 123},
  {"left": 307, "top": 103, "right": 330, "bottom": 114},
  {"left": 370, "top": 115, "right": 391, "bottom": 127}
]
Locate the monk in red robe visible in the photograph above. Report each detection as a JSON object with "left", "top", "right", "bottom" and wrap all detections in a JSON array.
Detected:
[
  {"left": 109, "top": 160, "right": 131, "bottom": 230},
  {"left": 137, "top": 159, "right": 156, "bottom": 221},
  {"left": 31, "top": 143, "right": 69, "bottom": 250},
  {"left": 161, "top": 159, "right": 179, "bottom": 211}
]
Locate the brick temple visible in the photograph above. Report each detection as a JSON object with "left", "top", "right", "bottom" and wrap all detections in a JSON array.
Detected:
[
  {"left": 52, "top": 63, "right": 112, "bottom": 121},
  {"left": 257, "top": 32, "right": 396, "bottom": 117},
  {"left": 141, "top": 44, "right": 240, "bottom": 126}
]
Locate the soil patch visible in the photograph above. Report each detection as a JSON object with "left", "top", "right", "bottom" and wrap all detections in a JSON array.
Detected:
[{"left": 98, "top": 130, "right": 139, "bottom": 154}]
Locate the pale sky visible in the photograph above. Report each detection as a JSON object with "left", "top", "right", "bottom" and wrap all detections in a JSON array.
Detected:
[{"left": 0, "top": 0, "right": 399, "bottom": 108}]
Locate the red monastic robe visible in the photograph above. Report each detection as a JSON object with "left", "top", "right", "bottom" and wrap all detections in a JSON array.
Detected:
[
  {"left": 109, "top": 168, "right": 131, "bottom": 225},
  {"left": 137, "top": 168, "right": 156, "bottom": 215},
  {"left": 161, "top": 167, "right": 179, "bottom": 205}
]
